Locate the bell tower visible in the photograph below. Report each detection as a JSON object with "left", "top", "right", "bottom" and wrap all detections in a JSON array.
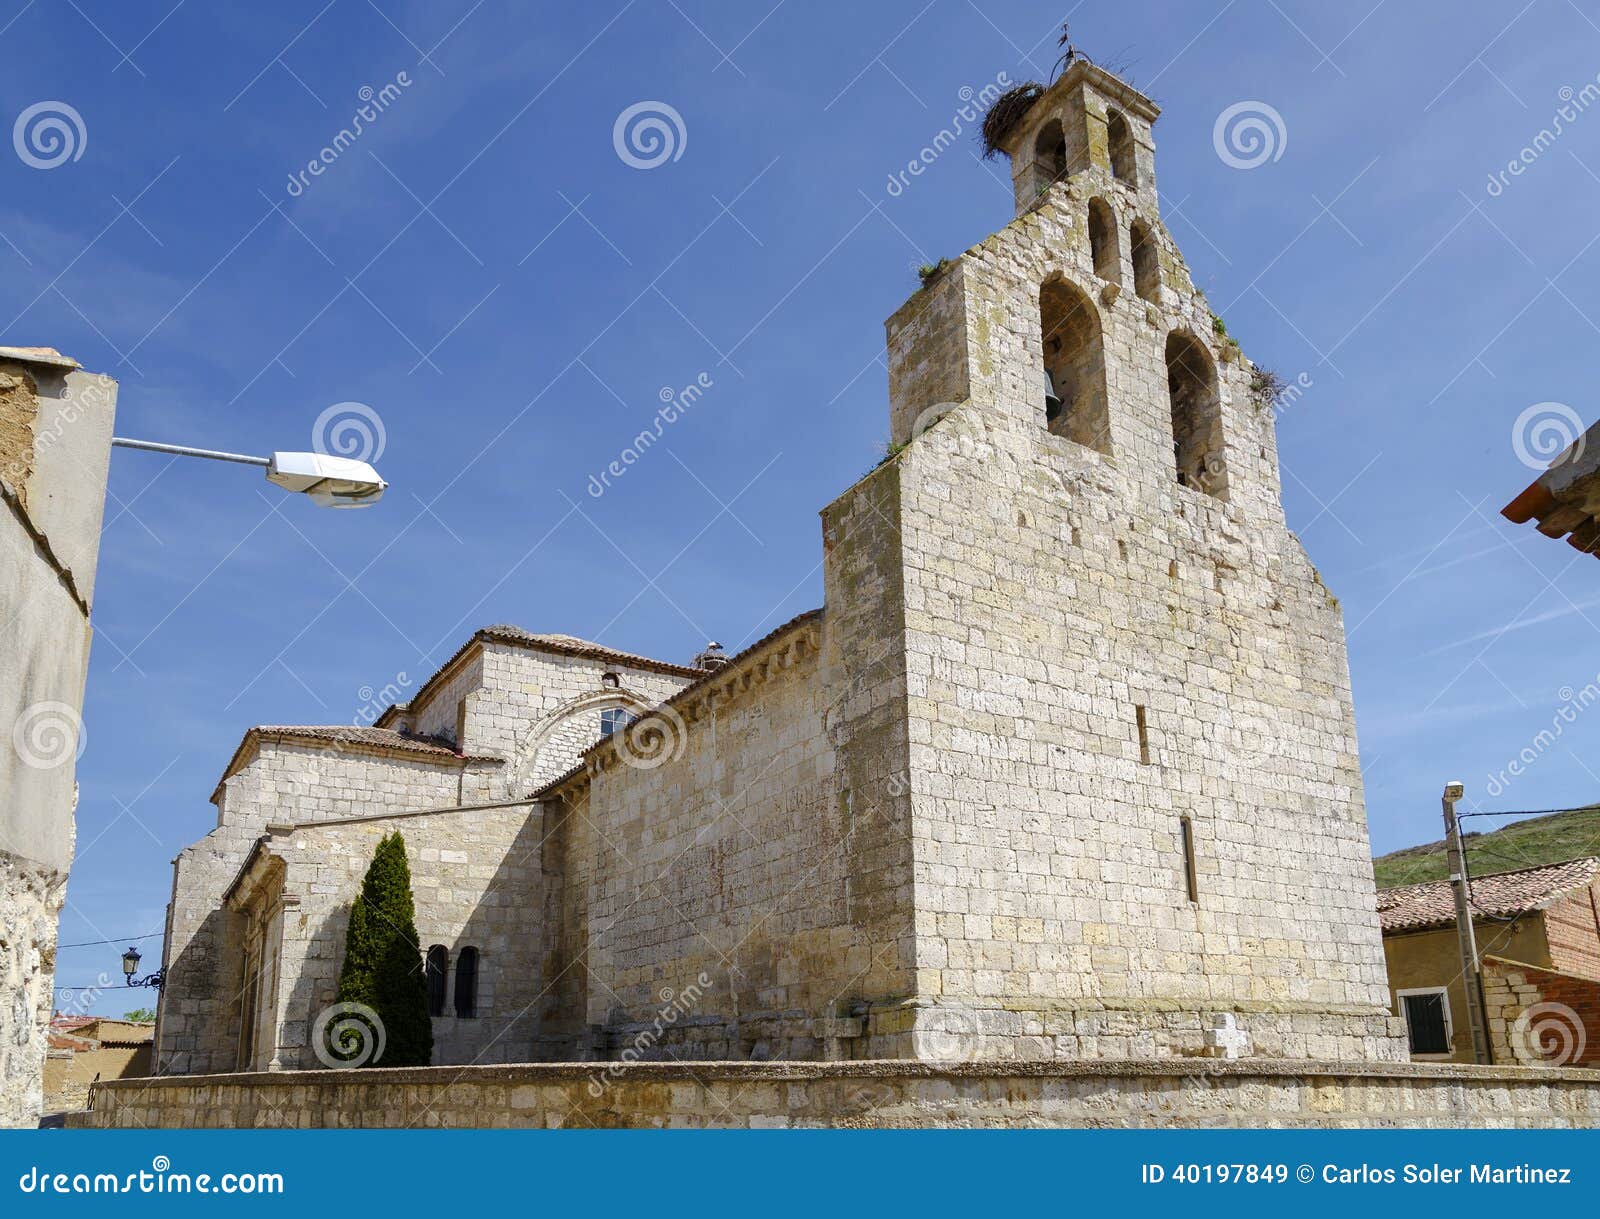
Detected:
[
  {"left": 822, "top": 59, "right": 1407, "bottom": 1062},
  {"left": 992, "top": 62, "right": 1161, "bottom": 220}
]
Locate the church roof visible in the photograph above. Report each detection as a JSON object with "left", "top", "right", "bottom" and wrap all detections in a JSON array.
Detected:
[
  {"left": 474, "top": 625, "right": 703, "bottom": 677},
  {"left": 209, "top": 725, "right": 502, "bottom": 803},
  {"left": 1376, "top": 856, "right": 1600, "bottom": 933},
  {"left": 375, "top": 625, "right": 704, "bottom": 729}
]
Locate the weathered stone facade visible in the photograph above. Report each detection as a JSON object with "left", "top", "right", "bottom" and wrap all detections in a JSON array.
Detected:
[
  {"left": 0, "top": 347, "right": 117, "bottom": 1127},
  {"left": 156, "top": 62, "right": 1410, "bottom": 1093},
  {"left": 156, "top": 633, "right": 697, "bottom": 1075}
]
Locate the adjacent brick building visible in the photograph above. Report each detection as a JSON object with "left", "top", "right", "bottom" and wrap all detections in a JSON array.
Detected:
[{"left": 1378, "top": 857, "right": 1600, "bottom": 1066}]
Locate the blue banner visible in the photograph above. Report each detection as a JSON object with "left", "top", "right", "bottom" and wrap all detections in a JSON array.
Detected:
[{"left": 1, "top": 1130, "right": 1592, "bottom": 1215}]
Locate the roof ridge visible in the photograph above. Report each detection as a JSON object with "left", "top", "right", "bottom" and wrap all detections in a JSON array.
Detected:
[{"left": 1377, "top": 853, "right": 1600, "bottom": 893}]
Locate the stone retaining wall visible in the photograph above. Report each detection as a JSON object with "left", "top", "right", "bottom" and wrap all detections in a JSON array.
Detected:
[{"left": 69, "top": 1059, "right": 1600, "bottom": 1129}]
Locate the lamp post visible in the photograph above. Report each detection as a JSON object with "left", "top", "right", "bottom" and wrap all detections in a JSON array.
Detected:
[
  {"left": 120, "top": 947, "right": 164, "bottom": 990},
  {"left": 111, "top": 437, "right": 387, "bottom": 508}
]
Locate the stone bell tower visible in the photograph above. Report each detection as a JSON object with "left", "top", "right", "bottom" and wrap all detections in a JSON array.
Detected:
[{"left": 822, "top": 60, "right": 1408, "bottom": 1062}]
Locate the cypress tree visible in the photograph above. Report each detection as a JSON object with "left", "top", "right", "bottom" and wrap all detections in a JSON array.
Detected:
[{"left": 333, "top": 831, "right": 433, "bottom": 1067}]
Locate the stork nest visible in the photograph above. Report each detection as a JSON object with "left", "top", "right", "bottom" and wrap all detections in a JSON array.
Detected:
[{"left": 980, "top": 81, "right": 1046, "bottom": 158}]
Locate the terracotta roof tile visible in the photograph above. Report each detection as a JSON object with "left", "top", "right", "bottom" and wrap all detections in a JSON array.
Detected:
[{"left": 1377, "top": 856, "right": 1600, "bottom": 933}]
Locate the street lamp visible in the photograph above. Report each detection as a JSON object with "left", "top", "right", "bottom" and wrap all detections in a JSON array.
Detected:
[
  {"left": 111, "top": 437, "right": 387, "bottom": 508},
  {"left": 120, "top": 947, "right": 163, "bottom": 989}
]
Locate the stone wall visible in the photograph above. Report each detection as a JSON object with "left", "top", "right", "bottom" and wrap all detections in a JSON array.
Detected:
[
  {"left": 70, "top": 1059, "right": 1600, "bottom": 1129},
  {"left": 537, "top": 615, "right": 913, "bottom": 1061},
  {"left": 231, "top": 804, "right": 548, "bottom": 1069},
  {"left": 0, "top": 350, "right": 117, "bottom": 1127}
]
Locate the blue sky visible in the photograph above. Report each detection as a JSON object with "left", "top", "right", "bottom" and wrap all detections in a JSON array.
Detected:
[{"left": 13, "top": 0, "right": 1600, "bottom": 1013}]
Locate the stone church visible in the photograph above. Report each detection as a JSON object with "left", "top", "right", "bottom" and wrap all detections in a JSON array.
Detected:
[{"left": 154, "top": 62, "right": 1409, "bottom": 1078}]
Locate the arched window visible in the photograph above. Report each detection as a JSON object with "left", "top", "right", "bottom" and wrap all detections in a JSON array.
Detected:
[
  {"left": 425, "top": 945, "right": 449, "bottom": 1017},
  {"left": 1039, "top": 276, "right": 1111, "bottom": 455},
  {"left": 1166, "top": 331, "right": 1224, "bottom": 496},
  {"left": 1033, "top": 118, "right": 1067, "bottom": 195},
  {"left": 1106, "top": 109, "right": 1137, "bottom": 187},
  {"left": 1087, "top": 198, "right": 1120, "bottom": 285},
  {"left": 454, "top": 947, "right": 479, "bottom": 1018},
  {"left": 1130, "top": 219, "right": 1159, "bottom": 302}
]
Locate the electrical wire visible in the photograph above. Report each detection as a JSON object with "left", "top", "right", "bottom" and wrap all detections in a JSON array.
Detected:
[{"left": 56, "top": 930, "right": 163, "bottom": 949}]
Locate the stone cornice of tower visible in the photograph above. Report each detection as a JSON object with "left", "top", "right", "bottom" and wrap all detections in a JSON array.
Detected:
[
  {"left": 530, "top": 608, "right": 825, "bottom": 802},
  {"left": 993, "top": 60, "right": 1160, "bottom": 162}
]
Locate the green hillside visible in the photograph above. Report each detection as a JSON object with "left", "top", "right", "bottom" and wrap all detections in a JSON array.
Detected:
[{"left": 1373, "top": 805, "right": 1600, "bottom": 889}]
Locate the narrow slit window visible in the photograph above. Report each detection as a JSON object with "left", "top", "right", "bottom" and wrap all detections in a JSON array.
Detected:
[
  {"left": 1130, "top": 219, "right": 1159, "bottom": 302},
  {"left": 1135, "top": 705, "right": 1150, "bottom": 765},
  {"left": 1179, "top": 817, "right": 1199, "bottom": 903}
]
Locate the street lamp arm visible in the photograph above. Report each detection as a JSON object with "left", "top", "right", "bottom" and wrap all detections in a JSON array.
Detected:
[{"left": 111, "top": 437, "right": 271, "bottom": 467}]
